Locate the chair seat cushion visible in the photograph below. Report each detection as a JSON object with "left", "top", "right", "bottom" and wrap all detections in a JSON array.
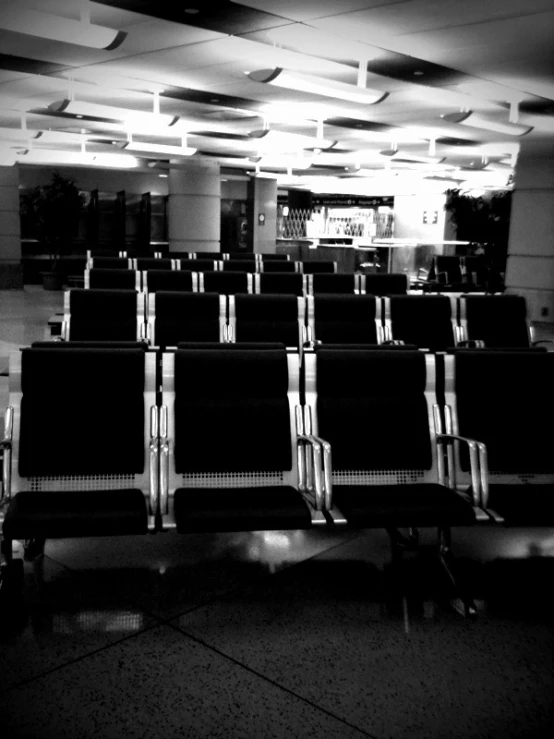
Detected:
[
  {"left": 333, "top": 483, "right": 476, "bottom": 528},
  {"left": 174, "top": 486, "right": 312, "bottom": 533},
  {"left": 486, "top": 484, "right": 554, "bottom": 525},
  {"left": 3, "top": 489, "right": 148, "bottom": 539}
]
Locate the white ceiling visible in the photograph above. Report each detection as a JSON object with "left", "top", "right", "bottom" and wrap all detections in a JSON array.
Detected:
[{"left": 0, "top": 0, "right": 552, "bottom": 194}]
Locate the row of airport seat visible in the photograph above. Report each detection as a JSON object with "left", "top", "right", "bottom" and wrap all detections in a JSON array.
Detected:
[
  {"left": 59, "top": 289, "right": 539, "bottom": 353},
  {"left": 2, "top": 345, "right": 552, "bottom": 616},
  {"left": 87, "top": 256, "right": 337, "bottom": 274},
  {"left": 84, "top": 269, "right": 409, "bottom": 296},
  {"left": 87, "top": 250, "right": 292, "bottom": 262}
]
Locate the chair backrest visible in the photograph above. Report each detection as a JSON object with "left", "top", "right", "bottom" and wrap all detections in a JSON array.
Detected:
[
  {"left": 300, "top": 261, "right": 337, "bottom": 274},
  {"left": 308, "top": 294, "right": 383, "bottom": 345},
  {"left": 221, "top": 252, "right": 256, "bottom": 260},
  {"left": 445, "top": 350, "right": 554, "bottom": 486},
  {"left": 308, "top": 273, "right": 359, "bottom": 295},
  {"left": 85, "top": 268, "right": 140, "bottom": 291},
  {"left": 360, "top": 273, "right": 408, "bottom": 295},
  {"left": 143, "top": 270, "right": 196, "bottom": 293},
  {"left": 63, "top": 289, "right": 144, "bottom": 342},
  {"left": 459, "top": 294, "right": 531, "bottom": 347},
  {"left": 148, "top": 291, "right": 226, "bottom": 347},
  {"left": 89, "top": 257, "right": 132, "bottom": 270},
  {"left": 254, "top": 272, "right": 305, "bottom": 296},
  {"left": 177, "top": 258, "right": 220, "bottom": 272},
  {"left": 200, "top": 270, "right": 252, "bottom": 294},
  {"left": 221, "top": 259, "right": 257, "bottom": 273},
  {"left": 134, "top": 258, "right": 174, "bottom": 271},
  {"left": 383, "top": 294, "right": 456, "bottom": 350},
  {"left": 259, "top": 253, "right": 290, "bottom": 261},
  {"left": 184, "top": 251, "right": 222, "bottom": 259},
  {"left": 462, "top": 256, "right": 488, "bottom": 286},
  {"left": 260, "top": 260, "right": 297, "bottom": 273},
  {"left": 7, "top": 347, "right": 156, "bottom": 522},
  {"left": 229, "top": 294, "right": 305, "bottom": 350},
  {"left": 160, "top": 347, "right": 300, "bottom": 521},
  {"left": 305, "top": 348, "right": 439, "bottom": 484}
]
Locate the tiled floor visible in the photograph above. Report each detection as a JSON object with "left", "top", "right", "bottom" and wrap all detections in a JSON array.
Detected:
[{"left": 1, "top": 287, "right": 553, "bottom": 739}]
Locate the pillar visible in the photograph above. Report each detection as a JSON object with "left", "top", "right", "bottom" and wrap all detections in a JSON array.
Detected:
[
  {"left": 247, "top": 175, "right": 277, "bottom": 254},
  {"left": 505, "top": 149, "right": 554, "bottom": 325},
  {"left": 0, "top": 164, "right": 23, "bottom": 288},
  {"left": 168, "top": 159, "right": 220, "bottom": 253}
]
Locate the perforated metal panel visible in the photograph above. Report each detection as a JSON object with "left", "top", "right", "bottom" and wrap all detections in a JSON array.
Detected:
[
  {"left": 333, "top": 470, "right": 428, "bottom": 486},
  {"left": 28, "top": 474, "right": 137, "bottom": 492},
  {"left": 177, "top": 471, "right": 286, "bottom": 489}
]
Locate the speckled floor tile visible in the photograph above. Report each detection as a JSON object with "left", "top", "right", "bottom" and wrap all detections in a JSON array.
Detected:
[
  {"left": 0, "top": 625, "right": 371, "bottom": 739},
  {"left": 44, "top": 528, "right": 358, "bottom": 619},
  {"left": 172, "top": 545, "right": 554, "bottom": 739},
  {"left": 0, "top": 555, "right": 158, "bottom": 693}
]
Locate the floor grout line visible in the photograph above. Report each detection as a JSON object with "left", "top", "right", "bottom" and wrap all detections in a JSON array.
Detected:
[{"left": 164, "top": 619, "right": 380, "bottom": 739}]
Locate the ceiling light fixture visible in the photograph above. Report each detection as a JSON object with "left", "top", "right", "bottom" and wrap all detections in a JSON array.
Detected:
[
  {"left": 47, "top": 99, "right": 180, "bottom": 132},
  {"left": 248, "top": 68, "right": 388, "bottom": 105},
  {"left": 0, "top": 2, "right": 127, "bottom": 50},
  {"left": 118, "top": 139, "right": 197, "bottom": 157},
  {"left": 248, "top": 128, "right": 336, "bottom": 153},
  {"left": 441, "top": 111, "right": 533, "bottom": 136}
]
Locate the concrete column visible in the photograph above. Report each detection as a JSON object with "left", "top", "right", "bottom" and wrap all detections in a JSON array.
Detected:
[
  {"left": 505, "top": 149, "right": 554, "bottom": 325},
  {"left": 0, "top": 164, "right": 23, "bottom": 288},
  {"left": 247, "top": 176, "right": 277, "bottom": 254},
  {"left": 168, "top": 159, "right": 220, "bottom": 253}
]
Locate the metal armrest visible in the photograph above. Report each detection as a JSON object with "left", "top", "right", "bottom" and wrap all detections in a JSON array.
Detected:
[
  {"left": 159, "top": 405, "right": 169, "bottom": 515},
  {"left": 436, "top": 432, "right": 487, "bottom": 507},
  {"left": 303, "top": 433, "right": 333, "bottom": 511},
  {"left": 2, "top": 406, "right": 14, "bottom": 502},
  {"left": 149, "top": 406, "right": 159, "bottom": 517},
  {"left": 297, "top": 433, "right": 325, "bottom": 511}
]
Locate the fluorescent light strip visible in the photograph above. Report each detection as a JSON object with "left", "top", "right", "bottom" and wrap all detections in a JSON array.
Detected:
[
  {"left": 441, "top": 111, "right": 533, "bottom": 137},
  {"left": 248, "top": 68, "right": 388, "bottom": 105},
  {"left": 119, "top": 141, "right": 197, "bottom": 156},
  {"left": 0, "top": 7, "right": 126, "bottom": 50},
  {"left": 16, "top": 149, "right": 139, "bottom": 168},
  {"left": 249, "top": 129, "right": 336, "bottom": 153},
  {"left": 0, "top": 7, "right": 127, "bottom": 51},
  {"left": 48, "top": 100, "right": 180, "bottom": 131}
]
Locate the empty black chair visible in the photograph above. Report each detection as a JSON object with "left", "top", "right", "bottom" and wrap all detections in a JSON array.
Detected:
[
  {"left": 177, "top": 259, "right": 219, "bottom": 272},
  {"left": 1, "top": 347, "right": 157, "bottom": 575},
  {"left": 255, "top": 272, "right": 305, "bottom": 296},
  {"left": 258, "top": 254, "right": 290, "bottom": 261},
  {"left": 201, "top": 270, "right": 251, "bottom": 294},
  {"left": 143, "top": 270, "right": 196, "bottom": 293},
  {"left": 360, "top": 273, "right": 408, "bottom": 295},
  {"left": 259, "top": 260, "right": 297, "bottom": 273},
  {"left": 445, "top": 350, "right": 554, "bottom": 525},
  {"left": 148, "top": 292, "right": 225, "bottom": 348},
  {"left": 85, "top": 268, "right": 140, "bottom": 290},
  {"left": 229, "top": 294, "right": 305, "bottom": 350},
  {"left": 184, "top": 251, "right": 222, "bottom": 259},
  {"left": 459, "top": 294, "right": 531, "bottom": 348},
  {"left": 159, "top": 347, "right": 320, "bottom": 533},
  {"left": 383, "top": 295, "right": 457, "bottom": 351},
  {"left": 308, "top": 273, "right": 359, "bottom": 295},
  {"left": 32, "top": 341, "right": 148, "bottom": 350},
  {"left": 134, "top": 258, "right": 174, "bottom": 271},
  {"left": 307, "top": 294, "right": 383, "bottom": 345},
  {"left": 221, "top": 259, "right": 257, "bottom": 273},
  {"left": 301, "top": 261, "right": 337, "bottom": 274},
  {"left": 221, "top": 252, "right": 256, "bottom": 260},
  {"left": 429, "top": 256, "right": 463, "bottom": 284},
  {"left": 305, "top": 348, "right": 477, "bottom": 612},
  {"left": 88, "top": 257, "right": 132, "bottom": 270},
  {"left": 62, "top": 289, "right": 144, "bottom": 342}
]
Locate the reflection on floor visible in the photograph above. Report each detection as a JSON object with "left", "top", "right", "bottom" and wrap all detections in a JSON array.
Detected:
[{"left": 0, "top": 287, "right": 553, "bottom": 738}]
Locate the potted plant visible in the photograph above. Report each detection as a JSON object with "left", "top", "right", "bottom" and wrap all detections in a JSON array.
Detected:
[{"left": 21, "top": 172, "right": 85, "bottom": 289}]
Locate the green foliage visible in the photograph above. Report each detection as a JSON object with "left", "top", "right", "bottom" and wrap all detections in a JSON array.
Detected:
[
  {"left": 21, "top": 172, "right": 85, "bottom": 271},
  {"left": 443, "top": 188, "right": 512, "bottom": 271}
]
